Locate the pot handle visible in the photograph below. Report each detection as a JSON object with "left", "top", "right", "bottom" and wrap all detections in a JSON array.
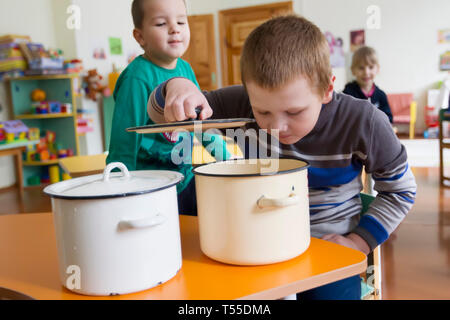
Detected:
[
  {"left": 119, "top": 213, "right": 167, "bottom": 229},
  {"left": 257, "top": 192, "right": 300, "bottom": 209},
  {"left": 103, "top": 162, "right": 131, "bottom": 182}
]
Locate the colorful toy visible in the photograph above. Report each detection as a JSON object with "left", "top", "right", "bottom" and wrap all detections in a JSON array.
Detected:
[
  {"left": 45, "top": 130, "right": 55, "bottom": 144},
  {"left": 0, "top": 124, "right": 5, "bottom": 144},
  {"left": 41, "top": 173, "right": 50, "bottom": 184},
  {"left": 0, "top": 120, "right": 28, "bottom": 143},
  {"left": 61, "top": 103, "right": 72, "bottom": 113},
  {"left": 6, "top": 132, "right": 14, "bottom": 143},
  {"left": 28, "top": 127, "right": 40, "bottom": 140},
  {"left": 31, "top": 89, "right": 46, "bottom": 102},
  {"left": 22, "top": 129, "right": 74, "bottom": 163},
  {"left": 37, "top": 102, "right": 49, "bottom": 114},
  {"left": 49, "top": 101, "right": 61, "bottom": 113},
  {"left": 49, "top": 165, "right": 60, "bottom": 183},
  {"left": 64, "top": 59, "right": 83, "bottom": 73},
  {"left": 39, "top": 149, "right": 50, "bottom": 161},
  {"left": 58, "top": 149, "right": 68, "bottom": 158}
]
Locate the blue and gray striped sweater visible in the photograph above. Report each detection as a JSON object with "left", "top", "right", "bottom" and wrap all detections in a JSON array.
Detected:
[{"left": 150, "top": 84, "right": 417, "bottom": 251}]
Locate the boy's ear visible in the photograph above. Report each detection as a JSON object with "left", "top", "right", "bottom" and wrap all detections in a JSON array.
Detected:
[
  {"left": 133, "top": 28, "right": 145, "bottom": 47},
  {"left": 321, "top": 76, "right": 335, "bottom": 104}
]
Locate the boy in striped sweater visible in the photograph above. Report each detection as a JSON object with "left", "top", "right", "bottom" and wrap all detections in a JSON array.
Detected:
[{"left": 147, "top": 15, "right": 417, "bottom": 299}]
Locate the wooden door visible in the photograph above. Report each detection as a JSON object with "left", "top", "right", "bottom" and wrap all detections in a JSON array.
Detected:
[
  {"left": 219, "top": 1, "right": 293, "bottom": 86},
  {"left": 183, "top": 14, "right": 218, "bottom": 91}
]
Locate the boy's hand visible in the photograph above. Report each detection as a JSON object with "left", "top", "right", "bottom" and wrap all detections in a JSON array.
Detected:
[
  {"left": 321, "top": 233, "right": 370, "bottom": 255},
  {"left": 164, "top": 78, "right": 213, "bottom": 122}
]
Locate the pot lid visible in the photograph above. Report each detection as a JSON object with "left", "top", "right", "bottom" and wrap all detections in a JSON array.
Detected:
[
  {"left": 43, "top": 162, "right": 184, "bottom": 200},
  {"left": 126, "top": 118, "right": 255, "bottom": 134}
]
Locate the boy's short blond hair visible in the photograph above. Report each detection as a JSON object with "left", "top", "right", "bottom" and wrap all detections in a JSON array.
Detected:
[
  {"left": 351, "top": 46, "right": 379, "bottom": 70},
  {"left": 240, "top": 15, "right": 332, "bottom": 97}
]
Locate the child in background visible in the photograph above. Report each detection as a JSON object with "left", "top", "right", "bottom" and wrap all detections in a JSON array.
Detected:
[
  {"left": 107, "top": 0, "right": 222, "bottom": 215},
  {"left": 343, "top": 46, "right": 393, "bottom": 124},
  {"left": 148, "top": 15, "right": 417, "bottom": 299}
]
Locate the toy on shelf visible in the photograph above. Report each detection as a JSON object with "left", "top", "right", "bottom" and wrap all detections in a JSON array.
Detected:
[
  {"left": 29, "top": 87, "right": 72, "bottom": 115},
  {"left": 19, "top": 43, "right": 64, "bottom": 70},
  {"left": 31, "top": 88, "right": 46, "bottom": 102},
  {"left": 0, "top": 124, "right": 5, "bottom": 144},
  {"left": 83, "top": 69, "right": 110, "bottom": 101},
  {"left": 61, "top": 103, "right": 72, "bottom": 113},
  {"left": 76, "top": 110, "right": 94, "bottom": 134},
  {"left": 0, "top": 120, "right": 28, "bottom": 143},
  {"left": 24, "top": 129, "right": 73, "bottom": 163},
  {"left": 64, "top": 59, "right": 83, "bottom": 74},
  {"left": 27, "top": 127, "right": 40, "bottom": 140},
  {"left": 48, "top": 101, "right": 61, "bottom": 113},
  {"left": 0, "top": 35, "right": 30, "bottom": 80},
  {"left": 49, "top": 165, "right": 60, "bottom": 183}
]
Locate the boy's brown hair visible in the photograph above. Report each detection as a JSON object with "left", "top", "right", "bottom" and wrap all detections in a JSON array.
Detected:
[
  {"left": 240, "top": 15, "right": 332, "bottom": 97},
  {"left": 351, "top": 46, "right": 379, "bottom": 70},
  {"left": 131, "top": 0, "right": 186, "bottom": 29},
  {"left": 131, "top": 0, "right": 146, "bottom": 29}
]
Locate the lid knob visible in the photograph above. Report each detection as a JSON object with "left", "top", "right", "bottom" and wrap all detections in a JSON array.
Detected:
[{"left": 103, "top": 162, "right": 131, "bottom": 182}]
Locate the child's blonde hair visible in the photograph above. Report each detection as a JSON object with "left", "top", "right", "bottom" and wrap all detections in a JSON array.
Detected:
[
  {"left": 240, "top": 15, "right": 332, "bottom": 97},
  {"left": 351, "top": 46, "right": 379, "bottom": 70}
]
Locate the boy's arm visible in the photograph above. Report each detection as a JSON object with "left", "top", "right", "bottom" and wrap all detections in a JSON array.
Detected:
[
  {"left": 107, "top": 77, "right": 149, "bottom": 170},
  {"left": 148, "top": 78, "right": 251, "bottom": 123},
  {"left": 353, "top": 108, "right": 416, "bottom": 251},
  {"left": 148, "top": 79, "right": 251, "bottom": 161}
]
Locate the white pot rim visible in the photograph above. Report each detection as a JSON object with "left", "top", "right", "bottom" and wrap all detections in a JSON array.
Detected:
[
  {"left": 192, "top": 157, "right": 310, "bottom": 178},
  {"left": 44, "top": 162, "right": 184, "bottom": 200}
]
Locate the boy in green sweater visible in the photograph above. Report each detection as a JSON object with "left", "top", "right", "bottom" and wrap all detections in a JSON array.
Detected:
[{"left": 107, "top": 0, "right": 220, "bottom": 215}]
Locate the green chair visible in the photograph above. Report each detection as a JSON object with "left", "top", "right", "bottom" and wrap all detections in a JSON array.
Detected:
[{"left": 360, "top": 193, "right": 382, "bottom": 300}]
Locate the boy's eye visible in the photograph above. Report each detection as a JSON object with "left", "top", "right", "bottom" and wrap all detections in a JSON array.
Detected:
[
  {"left": 257, "top": 111, "right": 270, "bottom": 116},
  {"left": 287, "top": 111, "right": 302, "bottom": 116},
  {"left": 155, "top": 22, "right": 166, "bottom": 27},
  {"left": 178, "top": 21, "right": 186, "bottom": 25}
]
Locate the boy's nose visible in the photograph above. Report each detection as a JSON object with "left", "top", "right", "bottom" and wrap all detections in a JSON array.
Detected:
[
  {"left": 271, "top": 119, "right": 288, "bottom": 133},
  {"left": 168, "top": 22, "right": 181, "bottom": 34}
]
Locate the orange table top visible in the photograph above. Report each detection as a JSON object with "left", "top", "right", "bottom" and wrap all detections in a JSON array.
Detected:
[{"left": 0, "top": 213, "right": 366, "bottom": 300}]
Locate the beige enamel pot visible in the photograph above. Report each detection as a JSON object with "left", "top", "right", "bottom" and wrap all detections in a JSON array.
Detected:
[{"left": 192, "top": 158, "right": 310, "bottom": 265}]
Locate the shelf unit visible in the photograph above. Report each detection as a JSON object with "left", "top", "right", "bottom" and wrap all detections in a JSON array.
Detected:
[{"left": 9, "top": 74, "right": 80, "bottom": 187}]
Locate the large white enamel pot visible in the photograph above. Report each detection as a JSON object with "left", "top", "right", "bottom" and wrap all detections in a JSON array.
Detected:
[
  {"left": 192, "top": 158, "right": 310, "bottom": 265},
  {"left": 44, "top": 162, "right": 184, "bottom": 296}
]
